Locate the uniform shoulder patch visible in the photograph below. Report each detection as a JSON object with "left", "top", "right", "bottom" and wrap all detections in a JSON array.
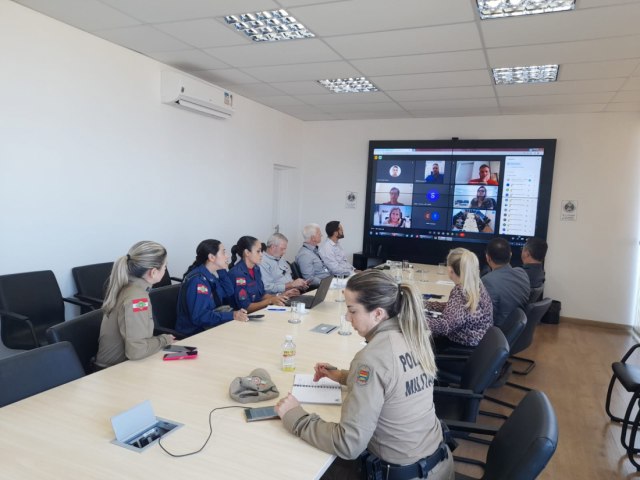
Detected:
[
  {"left": 238, "top": 288, "right": 248, "bottom": 301},
  {"left": 356, "top": 365, "right": 371, "bottom": 385},
  {"left": 236, "top": 277, "right": 247, "bottom": 286},
  {"left": 132, "top": 298, "right": 149, "bottom": 312},
  {"left": 196, "top": 284, "right": 209, "bottom": 294}
]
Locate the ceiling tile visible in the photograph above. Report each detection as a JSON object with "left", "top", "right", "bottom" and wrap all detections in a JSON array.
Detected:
[
  {"left": 277, "top": 0, "right": 351, "bottom": 7},
  {"left": 559, "top": 60, "right": 640, "bottom": 80},
  {"left": 192, "top": 69, "right": 260, "bottom": 85},
  {"left": 96, "top": 25, "right": 192, "bottom": 53},
  {"left": 496, "top": 78, "right": 626, "bottom": 97},
  {"left": 499, "top": 92, "right": 615, "bottom": 106},
  {"left": 400, "top": 98, "right": 499, "bottom": 111},
  {"left": 351, "top": 50, "right": 488, "bottom": 77},
  {"left": 269, "top": 81, "right": 330, "bottom": 95},
  {"left": 605, "top": 102, "right": 640, "bottom": 112},
  {"left": 501, "top": 104, "right": 606, "bottom": 114},
  {"left": 149, "top": 49, "right": 229, "bottom": 70},
  {"left": 318, "top": 102, "right": 406, "bottom": 114},
  {"left": 222, "top": 83, "right": 288, "bottom": 97},
  {"left": 14, "top": 0, "right": 140, "bottom": 31},
  {"left": 622, "top": 77, "right": 640, "bottom": 90},
  {"left": 612, "top": 90, "right": 640, "bottom": 102},
  {"left": 330, "top": 112, "right": 410, "bottom": 120},
  {"left": 243, "top": 61, "right": 360, "bottom": 82},
  {"left": 204, "top": 39, "right": 340, "bottom": 67},
  {"left": 388, "top": 86, "right": 496, "bottom": 102},
  {"left": 324, "top": 23, "right": 482, "bottom": 59},
  {"left": 100, "top": 0, "right": 278, "bottom": 23},
  {"left": 295, "top": 92, "right": 391, "bottom": 105},
  {"left": 412, "top": 107, "right": 502, "bottom": 118},
  {"left": 154, "top": 18, "right": 247, "bottom": 49},
  {"left": 372, "top": 70, "right": 492, "bottom": 91},
  {"left": 291, "top": 0, "right": 474, "bottom": 36},
  {"left": 255, "top": 96, "right": 307, "bottom": 107},
  {"left": 481, "top": 4, "right": 640, "bottom": 48}
]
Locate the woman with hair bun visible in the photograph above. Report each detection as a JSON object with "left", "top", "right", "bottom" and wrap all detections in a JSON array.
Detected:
[
  {"left": 276, "top": 270, "right": 454, "bottom": 480},
  {"left": 425, "top": 248, "right": 493, "bottom": 350},
  {"left": 228, "top": 236, "right": 287, "bottom": 313},
  {"left": 175, "top": 239, "right": 248, "bottom": 337},
  {"left": 95, "top": 241, "right": 175, "bottom": 369}
]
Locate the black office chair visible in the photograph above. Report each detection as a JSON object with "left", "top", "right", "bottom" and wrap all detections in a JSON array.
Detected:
[
  {"left": 148, "top": 284, "right": 185, "bottom": 340},
  {"left": 510, "top": 298, "right": 552, "bottom": 376},
  {"left": 152, "top": 268, "right": 183, "bottom": 289},
  {"left": 529, "top": 285, "right": 544, "bottom": 304},
  {"left": 46, "top": 309, "right": 103, "bottom": 375},
  {"left": 290, "top": 261, "right": 302, "bottom": 280},
  {"left": 71, "top": 262, "right": 113, "bottom": 312},
  {"left": 0, "top": 341, "right": 85, "bottom": 407},
  {"left": 446, "top": 390, "right": 558, "bottom": 480},
  {"left": 435, "top": 327, "right": 510, "bottom": 433},
  {"left": 0, "top": 270, "right": 92, "bottom": 350}
]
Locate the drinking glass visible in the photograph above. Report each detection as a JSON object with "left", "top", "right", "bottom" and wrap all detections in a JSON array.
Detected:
[
  {"left": 288, "top": 301, "right": 301, "bottom": 324},
  {"left": 438, "top": 263, "right": 446, "bottom": 275},
  {"left": 334, "top": 275, "right": 346, "bottom": 302},
  {"left": 338, "top": 314, "right": 352, "bottom": 336}
]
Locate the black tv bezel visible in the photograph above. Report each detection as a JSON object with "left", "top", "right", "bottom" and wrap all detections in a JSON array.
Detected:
[{"left": 362, "top": 138, "right": 556, "bottom": 266}]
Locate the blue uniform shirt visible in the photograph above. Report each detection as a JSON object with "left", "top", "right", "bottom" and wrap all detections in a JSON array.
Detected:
[
  {"left": 175, "top": 264, "right": 235, "bottom": 337},
  {"left": 228, "top": 261, "right": 265, "bottom": 310}
]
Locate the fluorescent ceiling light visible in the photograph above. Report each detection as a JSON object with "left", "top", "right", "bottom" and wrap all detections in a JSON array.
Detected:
[
  {"left": 317, "top": 77, "right": 379, "bottom": 94},
  {"left": 223, "top": 10, "right": 314, "bottom": 42},
  {"left": 477, "top": 0, "right": 575, "bottom": 19},
  {"left": 493, "top": 65, "right": 559, "bottom": 84}
]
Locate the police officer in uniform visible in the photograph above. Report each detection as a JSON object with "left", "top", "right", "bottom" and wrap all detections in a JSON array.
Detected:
[
  {"left": 276, "top": 270, "right": 454, "bottom": 480},
  {"left": 175, "top": 239, "right": 248, "bottom": 337},
  {"left": 229, "top": 236, "right": 287, "bottom": 314}
]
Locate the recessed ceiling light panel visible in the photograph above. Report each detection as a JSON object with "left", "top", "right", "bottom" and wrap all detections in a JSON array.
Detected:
[
  {"left": 223, "top": 10, "right": 314, "bottom": 42},
  {"left": 317, "top": 77, "right": 379, "bottom": 94},
  {"left": 477, "top": 0, "right": 575, "bottom": 19},
  {"left": 493, "top": 65, "right": 559, "bottom": 84}
]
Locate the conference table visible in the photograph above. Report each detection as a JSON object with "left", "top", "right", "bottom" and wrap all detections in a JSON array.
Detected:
[{"left": 0, "top": 264, "right": 452, "bottom": 479}]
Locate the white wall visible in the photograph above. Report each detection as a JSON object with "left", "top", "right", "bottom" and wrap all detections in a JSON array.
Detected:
[
  {"left": 299, "top": 114, "right": 640, "bottom": 325},
  {"left": 0, "top": 2, "right": 304, "bottom": 313}
]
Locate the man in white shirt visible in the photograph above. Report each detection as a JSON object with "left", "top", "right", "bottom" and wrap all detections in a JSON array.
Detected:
[
  {"left": 318, "top": 221, "right": 356, "bottom": 277},
  {"left": 261, "top": 233, "right": 309, "bottom": 295}
]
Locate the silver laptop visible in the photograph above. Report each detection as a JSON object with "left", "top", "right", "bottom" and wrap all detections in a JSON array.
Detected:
[{"left": 285, "top": 275, "right": 333, "bottom": 309}]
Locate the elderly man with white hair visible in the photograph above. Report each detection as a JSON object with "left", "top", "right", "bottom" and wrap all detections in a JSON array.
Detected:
[
  {"left": 295, "top": 223, "right": 331, "bottom": 287},
  {"left": 261, "top": 233, "right": 310, "bottom": 296}
]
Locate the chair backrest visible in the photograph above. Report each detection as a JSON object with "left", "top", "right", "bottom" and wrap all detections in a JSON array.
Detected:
[
  {"left": 460, "top": 326, "right": 510, "bottom": 394},
  {"left": 149, "top": 284, "right": 181, "bottom": 330},
  {"left": 71, "top": 262, "right": 113, "bottom": 303},
  {"left": 511, "top": 298, "right": 553, "bottom": 356},
  {"left": 0, "top": 270, "right": 65, "bottom": 349},
  {"left": 498, "top": 307, "right": 527, "bottom": 351},
  {"left": 483, "top": 390, "right": 558, "bottom": 480},
  {"left": 0, "top": 341, "right": 85, "bottom": 407},
  {"left": 290, "top": 261, "right": 302, "bottom": 280},
  {"left": 46, "top": 309, "right": 103, "bottom": 375},
  {"left": 529, "top": 286, "right": 544, "bottom": 304}
]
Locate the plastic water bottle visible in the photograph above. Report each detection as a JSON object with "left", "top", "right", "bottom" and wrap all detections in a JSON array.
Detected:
[{"left": 282, "top": 335, "right": 296, "bottom": 372}]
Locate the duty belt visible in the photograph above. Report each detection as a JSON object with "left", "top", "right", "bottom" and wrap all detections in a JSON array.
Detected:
[{"left": 363, "top": 441, "right": 449, "bottom": 480}]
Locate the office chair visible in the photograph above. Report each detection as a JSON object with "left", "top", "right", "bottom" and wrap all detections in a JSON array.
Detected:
[
  {"left": 290, "top": 261, "right": 302, "bottom": 280},
  {"left": 529, "top": 285, "right": 544, "bottom": 304},
  {"left": 446, "top": 390, "right": 558, "bottom": 480},
  {"left": 510, "top": 298, "right": 552, "bottom": 376},
  {"left": 0, "top": 341, "right": 85, "bottom": 407},
  {"left": 152, "top": 268, "right": 183, "bottom": 289},
  {"left": 148, "top": 284, "right": 185, "bottom": 340},
  {"left": 46, "top": 309, "right": 103, "bottom": 375},
  {"left": 0, "top": 270, "right": 92, "bottom": 350},
  {"left": 71, "top": 261, "right": 113, "bottom": 312}
]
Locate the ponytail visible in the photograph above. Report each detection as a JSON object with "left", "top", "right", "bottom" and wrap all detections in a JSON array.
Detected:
[
  {"left": 230, "top": 235, "right": 258, "bottom": 265},
  {"left": 102, "top": 241, "right": 167, "bottom": 315},
  {"left": 447, "top": 248, "right": 481, "bottom": 313},
  {"left": 184, "top": 239, "right": 221, "bottom": 278}
]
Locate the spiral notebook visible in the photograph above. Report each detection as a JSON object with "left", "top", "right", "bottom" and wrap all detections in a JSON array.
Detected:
[{"left": 292, "top": 374, "right": 342, "bottom": 405}]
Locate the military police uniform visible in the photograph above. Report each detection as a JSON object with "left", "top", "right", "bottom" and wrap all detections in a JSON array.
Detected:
[
  {"left": 228, "top": 261, "right": 266, "bottom": 310},
  {"left": 281, "top": 317, "right": 454, "bottom": 480},
  {"left": 96, "top": 277, "right": 172, "bottom": 368},
  {"left": 175, "top": 264, "right": 235, "bottom": 337}
]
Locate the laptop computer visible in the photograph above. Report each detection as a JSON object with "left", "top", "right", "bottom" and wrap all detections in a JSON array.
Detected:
[{"left": 285, "top": 275, "right": 333, "bottom": 309}]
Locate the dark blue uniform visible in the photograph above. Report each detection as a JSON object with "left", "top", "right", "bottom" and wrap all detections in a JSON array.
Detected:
[
  {"left": 175, "top": 264, "right": 235, "bottom": 337},
  {"left": 228, "top": 261, "right": 265, "bottom": 310}
]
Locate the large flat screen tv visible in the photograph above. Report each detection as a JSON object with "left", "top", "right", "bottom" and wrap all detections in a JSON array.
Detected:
[{"left": 362, "top": 138, "right": 556, "bottom": 266}]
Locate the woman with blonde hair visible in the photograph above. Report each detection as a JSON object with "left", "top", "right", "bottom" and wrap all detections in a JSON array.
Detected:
[
  {"left": 276, "top": 270, "right": 454, "bottom": 480},
  {"left": 425, "top": 248, "right": 493, "bottom": 351},
  {"left": 95, "top": 241, "right": 175, "bottom": 369}
]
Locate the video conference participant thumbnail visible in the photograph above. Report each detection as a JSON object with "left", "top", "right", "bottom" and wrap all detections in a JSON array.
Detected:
[
  {"left": 452, "top": 185, "right": 498, "bottom": 210},
  {"left": 412, "top": 183, "right": 450, "bottom": 208},
  {"left": 410, "top": 206, "right": 448, "bottom": 230},
  {"left": 419, "top": 161, "right": 450, "bottom": 184},
  {"left": 373, "top": 183, "right": 414, "bottom": 206},
  {"left": 373, "top": 205, "right": 411, "bottom": 228},
  {"left": 375, "top": 160, "right": 415, "bottom": 184},
  {"left": 454, "top": 161, "right": 500, "bottom": 186},
  {"left": 451, "top": 209, "right": 495, "bottom": 233}
]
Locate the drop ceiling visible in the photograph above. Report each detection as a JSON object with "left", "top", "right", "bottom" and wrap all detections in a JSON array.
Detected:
[{"left": 13, "top": 0, "right": 640, "bottom": 121}]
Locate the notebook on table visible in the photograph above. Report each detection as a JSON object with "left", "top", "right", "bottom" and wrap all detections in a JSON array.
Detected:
[
  {"left": 285, "top": 275, "right": 333, "bottom": 309},
  {"left": 292, "top": 374, "right": 342, "bottom": 405}
]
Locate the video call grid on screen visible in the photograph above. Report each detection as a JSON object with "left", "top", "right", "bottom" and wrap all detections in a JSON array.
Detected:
[{"left": 370, "top": 148, "right": 545, "bottom": 239}]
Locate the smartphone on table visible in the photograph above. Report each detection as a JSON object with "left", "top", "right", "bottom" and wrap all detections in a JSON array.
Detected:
[{"left": 244, "top": 406, "right": 279, "bottom": 422}]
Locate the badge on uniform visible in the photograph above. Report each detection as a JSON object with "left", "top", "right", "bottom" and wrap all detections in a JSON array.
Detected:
[
  {"left": 196, "top": 284, "right": 209, "bottom": 295},
  {"left": 236, "top": 278, "right": 247, "bottom": 286},
  {"left": 239, "top": 288, "right": 248, "bottom": 301},
  {"left": 356, "top": 365, "right": 371, "bottom": 385},
  {"left": 132, "top": 298, "right": 149, "bottom": 312}
]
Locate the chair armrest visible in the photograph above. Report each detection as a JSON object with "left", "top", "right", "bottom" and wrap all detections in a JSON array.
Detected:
[
  {"left": 0, "top": 308, "right": 28, "bottom": 322},
  {"left": 443, "top": 419, "right": 500, "bottom": 437},
  {"left": 622, "top": 343, "right": 640, "bottom": 363},
  {"left": 434, "top": 386, "right": 483, "bottom": 400},
  {"left": 0, "top": 309, "right": 38, "bottom": 347},
  {"left": 74, "top": 294, "right": 104, "bottom": 308},
  {"left": 169, "top": 276, "right": 183, "bottom": 283},
  {"left": 435, "top": 354, "right": 470, "bottom": 363},
  {"left": 63, "top": 297, "right": 94, "bottom": 309}
]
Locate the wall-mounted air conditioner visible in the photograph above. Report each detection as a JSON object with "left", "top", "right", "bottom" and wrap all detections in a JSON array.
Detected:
[{"left": 161, "top": 71, "right": 234, "bottom": 119}]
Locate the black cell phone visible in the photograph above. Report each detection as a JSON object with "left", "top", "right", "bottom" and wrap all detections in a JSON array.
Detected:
[
  {"left": 163, "top": 345, "right": 197, "bottom": 353},
  {"left": 248, "top": 314, "right": 265, "bottom": 320},
  {"left": 244, "top": 406, "right": 279, "bottom": 422}
]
